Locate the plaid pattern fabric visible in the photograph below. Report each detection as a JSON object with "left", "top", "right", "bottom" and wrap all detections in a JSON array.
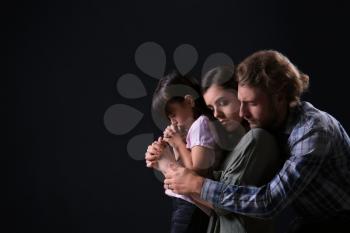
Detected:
[{"left": 201, "top": 102, "right": 350, "bottom": 218}]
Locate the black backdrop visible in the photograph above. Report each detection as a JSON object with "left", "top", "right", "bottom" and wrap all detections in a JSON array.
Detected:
[{"left": 7, "top": 0, "right": 349, "bottom": 233}]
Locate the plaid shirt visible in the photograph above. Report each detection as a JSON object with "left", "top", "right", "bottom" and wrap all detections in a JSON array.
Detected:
[{"left": 201, "top": 102, "right": 350, "bottom": 219}]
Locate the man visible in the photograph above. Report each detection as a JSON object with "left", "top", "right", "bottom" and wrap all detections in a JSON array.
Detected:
[{"left": 162, "top": 50, "right": 350, "bottom": 232}]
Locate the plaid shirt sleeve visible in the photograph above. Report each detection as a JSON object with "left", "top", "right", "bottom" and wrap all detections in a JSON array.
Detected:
[{"left": 200, "top": 127, "right": 331, "bottom": 218}]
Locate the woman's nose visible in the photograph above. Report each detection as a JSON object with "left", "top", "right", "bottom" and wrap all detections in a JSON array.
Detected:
[{"left": 213, "top": 108, "right": 223, "bottom": 119}]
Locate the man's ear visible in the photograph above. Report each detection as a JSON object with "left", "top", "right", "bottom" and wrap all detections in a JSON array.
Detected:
[{"left": 184, "top": 95, "right": 195, "bottom": 107}]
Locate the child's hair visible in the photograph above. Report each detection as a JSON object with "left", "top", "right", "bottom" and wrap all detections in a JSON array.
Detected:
[{"left": 152, "top": 70, "right": 213, "bottom": 121}]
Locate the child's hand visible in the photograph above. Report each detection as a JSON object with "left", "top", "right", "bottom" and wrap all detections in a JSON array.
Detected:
[{"left": 163, "top": 124, "right": 184, "bottom": 149}]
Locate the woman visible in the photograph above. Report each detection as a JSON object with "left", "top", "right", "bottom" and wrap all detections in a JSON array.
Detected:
[
  {"left": 200, "top": 65, "right": 283, "bottom": 233},
  {"left": 146, "top": 66, "right": 283, "bottom": 233}
]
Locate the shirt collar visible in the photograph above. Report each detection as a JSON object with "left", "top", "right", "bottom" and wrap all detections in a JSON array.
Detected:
[{"left": 282, "top": 102, "right": 302, "bottom": 136}]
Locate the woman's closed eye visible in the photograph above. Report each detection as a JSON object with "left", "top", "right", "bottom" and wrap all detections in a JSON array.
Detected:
[{"left": 217, "top": 99, "right": 229, "bottom": 107}]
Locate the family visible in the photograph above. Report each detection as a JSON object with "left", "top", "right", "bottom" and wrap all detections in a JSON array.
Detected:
[{"left": 145, "top": 50, "right": 350, "bottom": 233}]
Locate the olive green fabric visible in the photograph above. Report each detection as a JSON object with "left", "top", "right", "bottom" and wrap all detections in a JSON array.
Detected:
[{"left": 207, "top": 128, "right": 282, "bottom": 233}]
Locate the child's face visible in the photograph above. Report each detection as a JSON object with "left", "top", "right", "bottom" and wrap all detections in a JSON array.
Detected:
[{"left": 167, "top": 101, "right": 194, "bottom": 127}]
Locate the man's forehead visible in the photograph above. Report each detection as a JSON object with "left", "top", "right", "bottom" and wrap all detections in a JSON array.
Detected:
[{"left": 237, "top": 85, "right": 262, "bottom": 100}]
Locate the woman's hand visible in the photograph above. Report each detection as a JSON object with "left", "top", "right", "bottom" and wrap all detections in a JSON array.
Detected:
[{"left": 145, "top": 137, "right": 166, "bottom": 169}]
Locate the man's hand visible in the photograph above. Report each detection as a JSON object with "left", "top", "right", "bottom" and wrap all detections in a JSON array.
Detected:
[
  {"left": 145, "top": 137, "right": 166, "bottom": 169},
  {"left": 163, "top": 164, "right": 205, "bottom": 196}
]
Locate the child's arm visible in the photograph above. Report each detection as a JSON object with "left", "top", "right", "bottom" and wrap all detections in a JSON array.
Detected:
[
  {"left": 163, "top": 125, "right": 215, "bottom": 174},
  {"left": 175, "top": 143, "right": 215, "bottom": 174},
  {"left": 145, "top": 137, "right": 166, "bottom": 170}
]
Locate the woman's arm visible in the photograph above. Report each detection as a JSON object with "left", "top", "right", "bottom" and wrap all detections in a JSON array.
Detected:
[{"left": 190, "top": 194, "right": 214, "bottom": 210}]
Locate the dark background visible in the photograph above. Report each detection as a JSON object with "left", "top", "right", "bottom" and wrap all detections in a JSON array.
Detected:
[{"left": 7, "top": 0, "right": 349, "bottom": 232}]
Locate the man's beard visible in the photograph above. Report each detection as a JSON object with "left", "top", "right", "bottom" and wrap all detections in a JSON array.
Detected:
[{"left": 247, "top": 104, "right": 279, "bottom": 130}]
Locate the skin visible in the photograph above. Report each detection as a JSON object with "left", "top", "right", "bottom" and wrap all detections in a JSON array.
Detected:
[
  {"left": 238, "top": 84, "right": 287, "bottom": 130},
  {"left": 146, "top": 95, "right": 215, "bottom": 173},
  {"left": 145, "top": 137, "right": 166, "bottom": 169},
  {"left": 146, "top": 85, "right": 244, "bottom": 197},
  {"left": 203, "top": 85, "right": 242, "bottom": 133},
  {"left": 163, "top": 123, "right": 215, "bottom": 172},
  {"left": 145, "top": 96, "right": 195, "bottom": 169},
  {"left": 163, "top": 84, "right": 289, "bottom": 195},
  {"left": 145, "top": 86, "right": 244, "bottom": 170}
]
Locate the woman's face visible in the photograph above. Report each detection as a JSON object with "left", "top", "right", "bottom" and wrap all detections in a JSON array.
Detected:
[{"left": 203, "top": 85, "right": 243, "bottom": 132}]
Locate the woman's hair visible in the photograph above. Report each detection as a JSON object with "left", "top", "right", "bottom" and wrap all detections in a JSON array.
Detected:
[
  {"left": 201, "top": 65, "right": 238, "bottom": 94},
  {"left": 152, "top": 70, "right": 213, "bottom": 120},
  {"left": 201, "top": 65, "right": 250, "bottom": 131},
  {"left": 236, "top": 50, "right": 309, "bottom": 106}
]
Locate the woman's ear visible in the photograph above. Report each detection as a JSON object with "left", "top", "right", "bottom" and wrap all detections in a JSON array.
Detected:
[{"left": 184, "top": 95, "right": 195, "bottom": 107}]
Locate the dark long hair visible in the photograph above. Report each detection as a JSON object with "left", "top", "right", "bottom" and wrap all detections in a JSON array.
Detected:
[
  {"left": 201, "top": 65, "right": 238, "bottom": 94},
  {"left": 152, "top": 70, "right": 213, "bottom": 121}
]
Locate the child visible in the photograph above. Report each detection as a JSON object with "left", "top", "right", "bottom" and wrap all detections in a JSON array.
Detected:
[{"left": 151, "top": 70, "right": 222, "bottom": 233}]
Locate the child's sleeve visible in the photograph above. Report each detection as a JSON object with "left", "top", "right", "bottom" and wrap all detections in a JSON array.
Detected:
[{"left": 186, "top": 116, "right": 215, "bottom": 150}]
